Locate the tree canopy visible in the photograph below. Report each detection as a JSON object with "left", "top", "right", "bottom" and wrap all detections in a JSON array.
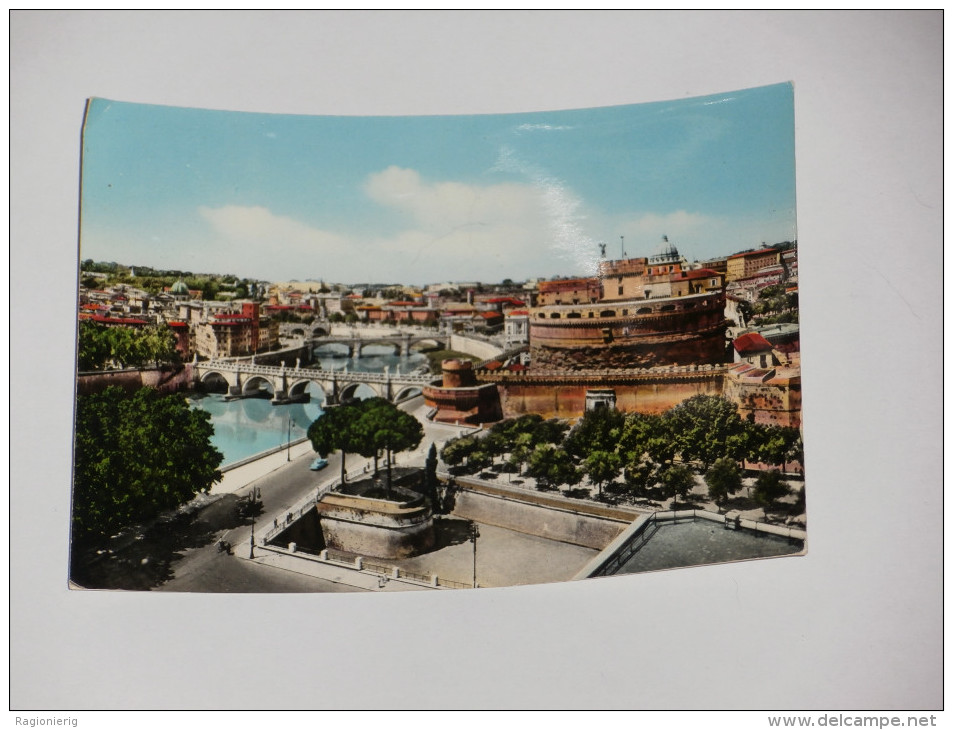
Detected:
[
  {"left": 753, "top": 470, "right": 791, "bottom": 518},
  {"left": 78, "top": 321, "right": 181, "bottom": 371},
  {"left": 664, "top": 395, "right": 746, "bottom": 470},
  {"left": 705, "top": 457, "right": 743, "bottom": 509},
  {"left": 308, "top": 398, "right": 423, "bottom": 488},
  {"left": 72, "top": 386, "right": 223, "bottom": 542}
]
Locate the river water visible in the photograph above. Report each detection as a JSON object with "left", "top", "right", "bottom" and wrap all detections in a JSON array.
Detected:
[{"left": 189, "top": 344, "right": 428, "bottom": 468}]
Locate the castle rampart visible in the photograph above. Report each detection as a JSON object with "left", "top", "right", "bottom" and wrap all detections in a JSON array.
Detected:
[
  {"left": 477, "top": 366, "right": 725, "bottom": 419},
  {"left": 528, "top": 291, "right": 727, "bottom": 371}
]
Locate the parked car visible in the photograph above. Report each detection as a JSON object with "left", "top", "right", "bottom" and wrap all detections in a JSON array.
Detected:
[{"left": 310, "top": 457, "right": 329, "bottom": 471}]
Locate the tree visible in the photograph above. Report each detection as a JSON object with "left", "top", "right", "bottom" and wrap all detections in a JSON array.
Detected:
[
  {"left": 705, "top": 457, "right": 743, "bottom": 510},
  {"left": 658, "top": 463, "right": 696, "bottom": 509},
  {"left": 753, "top": 470, "right": 791, "bottom": 520},
  {"left": 507, "top": 431, "right": 536, "bottom": 475},
  {"left": 623, "top": 456, "right": 657, "bottom": 499},
  {"left": 564, "top": 407, "right": 625, "bottom": 459},
  {"left": 72, "top": 386, "right": 223, "bottom": 542},
  {"left": 362, "top": 400, "right": 424, "bottom": 494},
  {"left": 480, "top": 431, "right": 509, "bottom": 464},
  {"left": 760, "top": 425, "right": 801, "bottom": 468},
  {"left": 584, "top": 450, "right": 622, "bottom": 498},
  {"left": 307, "top": 402, "right": 359, "bottom": 483},
  {"left": 424, "top": 443, "right": 440, "bottom": 512},
  {"left": 665, "top": 395, "right": 745, "bottom": 471},
  {"left": 77, "top": 321, "right": 180, "bottom": 371},
  {"left": 526, "top": 444, "right": 578, "bottom": 491},
  {"left": 440, "top": 435, "right": 480, "bottom": 470}
]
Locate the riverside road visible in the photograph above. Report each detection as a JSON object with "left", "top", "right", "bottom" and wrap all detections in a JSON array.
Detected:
[{"left": 154, "top": 396, "right": 476, "bottom": 593}]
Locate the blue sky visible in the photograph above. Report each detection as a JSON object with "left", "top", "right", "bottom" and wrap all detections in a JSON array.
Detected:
[{"left": 80, "top": 82, "right": 796, "bottom": 285}]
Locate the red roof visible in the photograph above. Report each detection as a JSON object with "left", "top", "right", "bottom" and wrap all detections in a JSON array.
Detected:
[
  {"left": 167, "top": 321, "right": 188, "bottom": 328},
  {"left": 478, "top": 311, "right": 503, "bottom": 320},
  {"left": 674, "top": 268, "right": 720, "bottom": 280},
  {"left": 728, "top": 247, "right": 779, "bottom": 260},
  {"left": 506, "top": 310, "right": 529, "bottom": 317},
  {"left": 80, "top": 314, "right": 148, "bottom": 326},
  {"left": 485, "top": 296, "right": 526, "bottom": 305},
  {"left": 733, "top": 332, "right": 773, "bottom": 354}
]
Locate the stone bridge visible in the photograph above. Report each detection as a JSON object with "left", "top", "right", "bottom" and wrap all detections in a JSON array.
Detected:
[
  {"left": 280, "top": 327, "right": 448, "bottom": 357},
  {"left": 194, "top": 359, "right": 438, "bottom": 405}
]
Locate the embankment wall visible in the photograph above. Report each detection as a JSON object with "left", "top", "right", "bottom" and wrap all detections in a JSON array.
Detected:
[{"left": 450, "top": 477, "right": 639, "bottom": 550}]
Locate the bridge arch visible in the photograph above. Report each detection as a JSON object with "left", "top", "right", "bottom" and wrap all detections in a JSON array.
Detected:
[
  {"left": 394, "top": 385, "right": 423, "bottom": 402},
  {"left": 198, "top": 370, "right": 230, "bottom": 393},
  {"left": 408, "top": 337, "right": 442, "bottom": 352},
  {"left": 356, "top": 340, "right": 401, "bottom": 357},
  {"left": 339, "top": 381, "right": 382, "bottom": 402},
  {"left": 288, "top": 379, "right": 325, "bottom": 402},
  {"left": 242, "top": 375, "right": 276, "bottom": 397}
]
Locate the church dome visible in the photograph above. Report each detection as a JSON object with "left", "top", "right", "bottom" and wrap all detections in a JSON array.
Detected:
[
  {"left": 648, "top": 235, "right": 681, "bottom": 265},
  {"left": 171, "top": 279, "right": 190, "bottom": 295}
]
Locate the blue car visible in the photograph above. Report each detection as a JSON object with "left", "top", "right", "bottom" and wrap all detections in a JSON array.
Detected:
[{"left": 310, "top": 457, "right": 329, "bottom": 471}]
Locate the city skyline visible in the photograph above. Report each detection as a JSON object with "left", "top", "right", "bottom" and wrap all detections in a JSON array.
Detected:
[{"left": 79, "top": 83, "right": 797, "bottom": 286}]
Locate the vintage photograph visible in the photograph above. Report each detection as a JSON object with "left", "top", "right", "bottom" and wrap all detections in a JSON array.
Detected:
[{"left": 71, "top": 82, "right": 804, "bottom": 592}]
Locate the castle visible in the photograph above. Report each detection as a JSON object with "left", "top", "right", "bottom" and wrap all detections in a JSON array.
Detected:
[{"left": 424, "top": 237, "right": 800, "bottom": 426}]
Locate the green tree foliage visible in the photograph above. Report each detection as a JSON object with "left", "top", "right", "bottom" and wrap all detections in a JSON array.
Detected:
[
  {"left": 440, "top": 435, "right": 480, "bottom": 469},
  {"left": 78, "top": 321, "right": 181, "bottom": 371},
  {"left": 583, "top": 450, "right": 621, "bottom": 497},
  {"left": 525, "top": 444, "right": 578, "bottom": 491},
  {"left": 753, "top": 470, "right": 791, "bottom": 519},
  {"left": 564, "top": 407, "right": 625, "bottom": 459},
  {"left": 658, "top": 463, "right": 697, "bottom": 508},
  {"left": 705, "top": 457, "right": 743, "bottom": 510},
  {"left": 623, "top": 456, "right": 658, "bottom": 498},
  {"left": 72, "top": 387, "right": 223, "bottom": 542},
  {"left": 664, "top": 395, "right": 745, "bottom": 471},
  {"left": 424, "top": 443, "right": 440, "bottom": 512},
  {"left": 309, "top": 399, "right": 424, "bottom": 492},
  {"left": 307, "top": 402, "right": 359, "bottom": 483},
  {"left": 360, "top": 399, "right": 424, "bottom": 492},
  {"left": 507, "top": 431, "right": 536, "bottom": 475}
]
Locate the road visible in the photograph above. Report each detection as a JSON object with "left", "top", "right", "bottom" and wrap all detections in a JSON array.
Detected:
[{"left": 156, "top": 396, "right": 474, "bottom": 592}]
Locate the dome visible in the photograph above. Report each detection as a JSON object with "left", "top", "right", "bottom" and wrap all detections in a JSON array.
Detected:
[
  {"left": 171, "top": 279, "right": 190, "bottom": 295},
  {"left": 648, "top": 235, "right": 681, "bottom": 265}
]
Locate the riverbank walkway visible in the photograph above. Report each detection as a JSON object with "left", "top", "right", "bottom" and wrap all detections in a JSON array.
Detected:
[{"left": 210, "top": 440, "right": 315, "bottom": 495}]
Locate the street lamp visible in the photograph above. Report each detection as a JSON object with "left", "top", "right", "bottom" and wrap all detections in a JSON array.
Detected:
[
  {"left": 468, "top": 522, "right": 480, "bottom": 589},
  {"left": 249, "top": 512, "right": 255, "bottom": 559},
  {"left": 287, "top": 414, "right": 295, "bottom": 461}
]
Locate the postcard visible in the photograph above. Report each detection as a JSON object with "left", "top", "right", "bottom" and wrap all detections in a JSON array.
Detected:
[{"left": 72, "top": 82, "right": 804, "bottom": 592}]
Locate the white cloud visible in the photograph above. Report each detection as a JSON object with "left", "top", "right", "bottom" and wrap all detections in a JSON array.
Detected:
[
  {"left": 198, "top": 205, "right": 346, "bottom": 251},
  {"left": 606, "top": 209, "right": 796, "bottom": 261},
  {"left": 514, "top": 123, "right": 574, "bottom": 132},
  {"left": 364, "top": 166, "right": 543, "bottom": 231}
]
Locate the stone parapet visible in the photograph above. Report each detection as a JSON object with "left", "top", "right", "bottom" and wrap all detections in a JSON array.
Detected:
[{"left": 316, "top": 490, "right": 435, "bottom": 559}]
